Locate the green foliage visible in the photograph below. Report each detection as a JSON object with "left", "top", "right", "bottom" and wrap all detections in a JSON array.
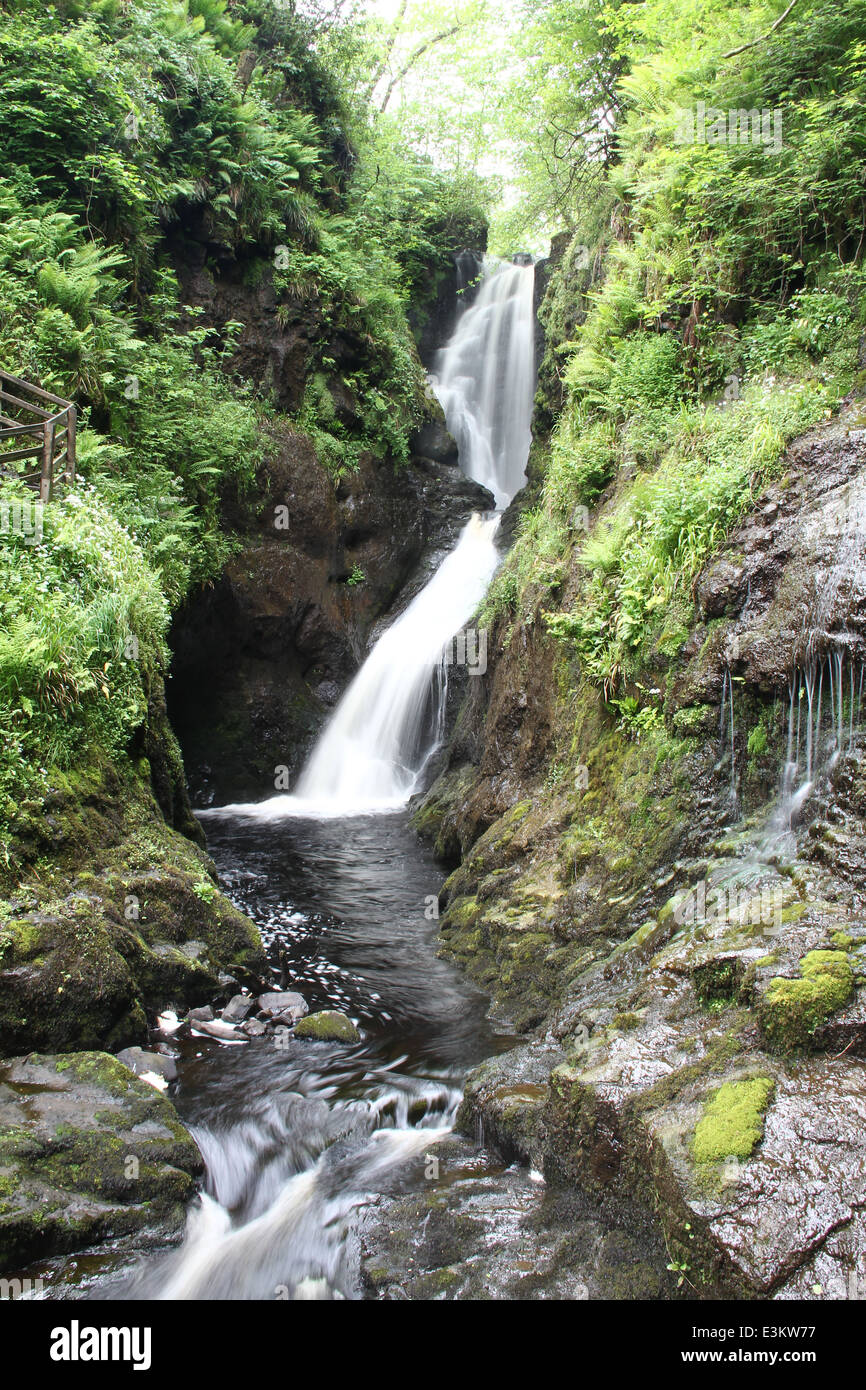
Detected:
[
  {"left": 0, "top": 482, "right": 169, "bottom": 821},
  {"left": 546, "top": 374, "right": 846, "bottom": 696},
  {"left": 480, "top": 505, "right": 566, "bottom": 631},
  {"left": 0, "top": 0, "right": 478, "bottom": 833},
  {"left": 491, "top": 0, "right": 866, "bottom": 734},
  {"left": 0, "top": 1, "right": 333, "bottom": 256},
  {"left": 0, "top": 182, "right": 261, "bottom": 600},
  {"left": 276, "top": 213, "right": 427, "bottom": 473}
]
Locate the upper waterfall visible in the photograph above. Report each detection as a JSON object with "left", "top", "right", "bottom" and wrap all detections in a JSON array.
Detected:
[
  {"left": 431, "top": 258, "right": 536, "bottom": 510},
  {"left": 204, "top": 253, "right": 536, "bottom": 821}
]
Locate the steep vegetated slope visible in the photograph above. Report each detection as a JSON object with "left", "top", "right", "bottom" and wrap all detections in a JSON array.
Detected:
[
  {"left": 0, "top": 0, "right": 486, "bottom": 1054},
  {"left": 416, "top": 0, "right": 866, "bottom": 1297}
]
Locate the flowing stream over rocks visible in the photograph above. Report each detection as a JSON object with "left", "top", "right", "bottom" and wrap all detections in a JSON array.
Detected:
[{"left": 68, "top": 256, "right": 657, "bottom": 1300}]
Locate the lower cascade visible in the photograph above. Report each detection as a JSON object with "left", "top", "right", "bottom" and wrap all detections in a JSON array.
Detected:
[{"left": 213, "top": 512, "right": 501, "bottom": 819}]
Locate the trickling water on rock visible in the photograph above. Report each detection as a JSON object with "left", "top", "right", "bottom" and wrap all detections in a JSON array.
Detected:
[{"left": 718, "top": 666, "right": 738, "bottom": 812}]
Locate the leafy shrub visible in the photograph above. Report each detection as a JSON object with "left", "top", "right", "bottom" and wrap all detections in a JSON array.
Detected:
[{"left": 0, "top": 482, "right": 169, "bottom": 822}]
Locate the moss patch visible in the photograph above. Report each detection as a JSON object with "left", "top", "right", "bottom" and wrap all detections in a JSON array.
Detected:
[
  {"left": 293, "top": 1010, "right": 360, "bottom": 1043},
  {"left": 692, "top": 1077, "right": 775, "bottom": 1163},
  {"left": 759, "top": 950, "right": 854, "bottom": 1053}
]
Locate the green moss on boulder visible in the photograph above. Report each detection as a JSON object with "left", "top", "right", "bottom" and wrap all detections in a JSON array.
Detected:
[
  {"left": 0, "top": 1051, "right": 203, "bottom": 1272},
  {"left": 293, "top": 1010, "right": 360, "bottom": 1042},
  {"left": 759, "top": 950, "right": 854, "bottom": 1053},
  {"left": 692, "top": 1077, "right": 775, "bottom": 1163},
  {"left": 0, "top": 764, "right": 266, "bottom": 1058}
]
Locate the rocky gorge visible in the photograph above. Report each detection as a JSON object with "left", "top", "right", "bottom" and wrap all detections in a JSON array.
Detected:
[
  {"left": 1, "top": 0, "right": 865, "bottom": 1318},
  {"left": 4, "top": 234, "right": 866, "bottom": 1303}
]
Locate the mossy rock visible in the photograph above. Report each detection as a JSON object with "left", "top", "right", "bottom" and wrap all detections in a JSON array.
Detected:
[
  {"left": 293, "top": 1010, "right": 360, "bottom": 1043},
  {"left": 0, "top": 764, "right": 266, "bottom": 1057},
  {"left": 0, "top": 1051, "right": 202, "bottom": 1272},
  {"left": 693, "top": 956, "right": 747, "bottom": 1009},
  {"left": 672, "top": 704, "right": 716, "bottom": 737},
  {"left": 758, "top": 950, "right": 855, "bottom": 1053},
  {"left": 692, "top": 1076, "right": 775, "bottom": 1163}
]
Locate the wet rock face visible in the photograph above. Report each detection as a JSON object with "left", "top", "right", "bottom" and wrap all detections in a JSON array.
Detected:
[
  {"left": 171, "top": 239, "right": 338, "bottom": 415},
  {"left": 410, "top": 246, "right": 487, "bottom": 368},
  {"left": 0, "top": 1052, "right": 203, "bottom": 1276},
  {"left": 454, "top": 832, "right": 866, "bottom": 1299},
  {"left": 168, "top": 420, "right": 492, "bottom": 805},
  {"left": 359, "top": 1133, "right": 674, "bottom": 1301},
  {"left": 682, "top": 407, "right": 866, "bottom": 704},
  {"left": 411, "top": 392, "right": 866, "bottom": 1299},
  {"left": 0, "top": 768, "right": 266, "bottom": 1057}
]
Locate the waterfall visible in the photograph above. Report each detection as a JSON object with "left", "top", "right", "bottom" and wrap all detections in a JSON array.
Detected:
[
  {"left": 432, "top": 259, "right": 536, "bottom": 509},
  {"left": 207, "top": 256, "right": 536, "bottom": 822},
  {"left": 289, "top": 514, "right": 500, "bottom": 814}
]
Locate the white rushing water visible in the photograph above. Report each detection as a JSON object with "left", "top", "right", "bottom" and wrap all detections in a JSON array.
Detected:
[
  {"left": 432, "top": 259, "right": 535, "bottom": 510},
  {"left": 205, "top": 256, "right": 536, "bottom": 822},
  {"left": 218, "top": 513, "right": 501, "bottom": 818}
]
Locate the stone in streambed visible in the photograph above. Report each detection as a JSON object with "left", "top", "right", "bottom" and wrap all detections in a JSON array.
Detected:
[
  {"left": 189, "top": 1017, "right": 247, "bottom": 1044},
  {"left": 241, "top": 1017, "right": 268, "bottom": 1038},
  {"left": 293, "top": 1011, "right": 360, "bottom": 1043},
  {"left": 257, "top": 991, "right": 308, "bottom": 1024},
  {"left": 221, "top": 993, "right": 253, "bottom": 1023},
  {"left": 186, "top": 1005, "right": 214, "bottom": 1023},
  {"left": 116, "top": 1047, "right": 178, "bottom": 1083}
]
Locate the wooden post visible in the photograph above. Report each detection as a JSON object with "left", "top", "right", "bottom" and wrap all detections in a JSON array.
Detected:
[
  {"left": 65, "top": 405, "right": 76, "bottom": 484},
  {"left": 40, "top": 420, "right": 54, "bottom": 504}
]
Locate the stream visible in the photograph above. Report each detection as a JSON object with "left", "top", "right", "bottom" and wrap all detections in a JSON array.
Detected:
[
  {"left": 117, "top": 811, "right": 514, "bottom": 1299},
  {"left": 123, "top": 257, "right": 537, "bottom": 1299}
]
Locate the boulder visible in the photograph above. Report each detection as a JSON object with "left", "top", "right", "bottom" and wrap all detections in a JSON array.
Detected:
[
  {"left": 257, "top": 991, "right": 308, "bottom": 1024},
  {"left": 240, "top": 1017, "right": 268, "bottom": 1038},
  {"left": 0, "top": 1052, "right": 202, "bottom": 1274},
  {"left": 189, "top": 1017, "right": 247, "bottom": 1044},
  {"left": 293, "top": 1011, "right": 360, "bottom": 1043},
  {"left": 186, "top": 1005, "right": 214, "bottom": 1023},
  {"left": 115, "top": 1047, "right": 178, "bottom": 1083},
  {"left": 221, "top": 993, "right": 253, "bottom": 1024}
]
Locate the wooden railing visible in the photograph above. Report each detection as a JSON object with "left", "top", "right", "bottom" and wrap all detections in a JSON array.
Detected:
[{"left": 0, "top": 370, "right": 76, "bottom": 503}]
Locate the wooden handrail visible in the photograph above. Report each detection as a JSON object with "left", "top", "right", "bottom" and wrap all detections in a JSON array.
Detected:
[
  {"left": 0, "top": 369, "right": 72, "bottom": 408},
  {"left": 0, "top": 370, "right": 76, "bottom": 502}
]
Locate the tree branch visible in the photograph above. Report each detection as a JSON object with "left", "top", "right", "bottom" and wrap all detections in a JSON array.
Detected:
[
  {"left": 379, "top": 25, "right": 462, "bottom": 112},
  {"left": 722, "top": 0, "right": 799, "bottom": 59},
  {"left": 363, "top": 0, "right": 409, "bottom": 102}
]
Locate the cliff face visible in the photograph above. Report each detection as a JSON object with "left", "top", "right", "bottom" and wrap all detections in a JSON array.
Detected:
[{"left": 415, "top": 267, "right": 866, "bottom": 1295}]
